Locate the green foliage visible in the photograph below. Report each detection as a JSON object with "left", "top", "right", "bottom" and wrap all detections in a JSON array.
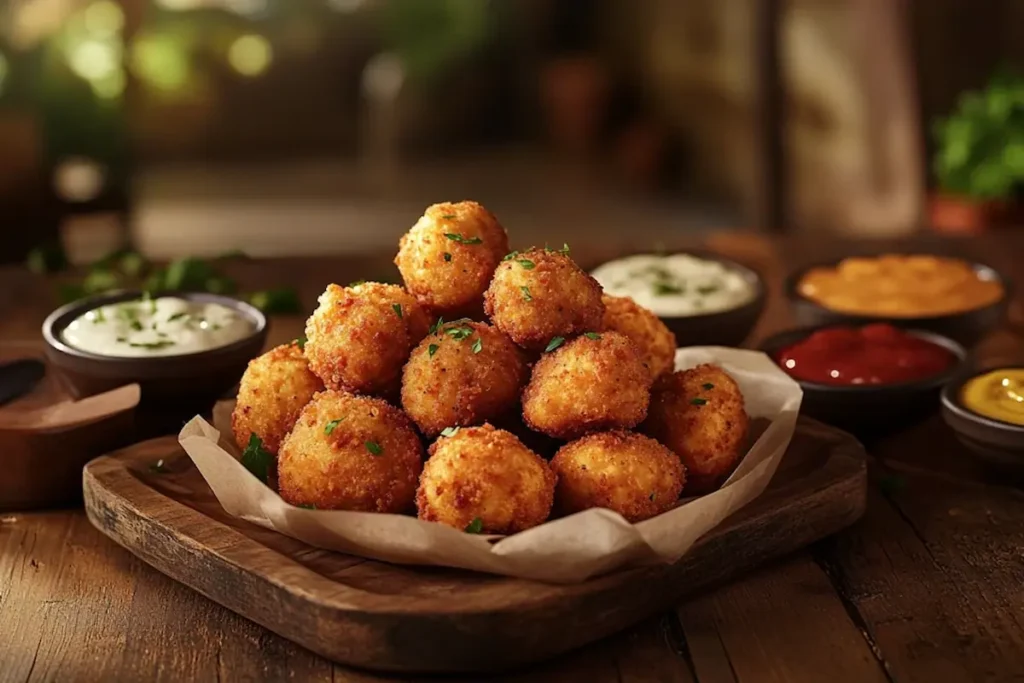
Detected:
[
  {"left": 932, "top": 70, "right": 1024, "bottom": 200},
  {"left": 378, "top": 0, "right": 490, "bottom": 84}
]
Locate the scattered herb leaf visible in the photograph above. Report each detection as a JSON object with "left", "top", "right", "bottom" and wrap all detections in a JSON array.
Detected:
[
  {"left": 349, "top": 280, "right": 367, "bottom": 287},
  {"left": 429, "top": 316, "right": 445, "bottom": 335},
  {"left": 502, "top": 250, "right": 520, "bottom": 262},
  {"left": 128, "top": 340, "right": 177, "bottom": 350},
  {"left": 653, "top": 282, "right": 685, "bottom": 296},
  {"left": 365, "top": 441, "right": 383, "bottom": 456},
  {"left": 167, "top": 311, "right": 188, "bottom": 323},
  {"left": 444, "top": 233, "right": 483, "bottom": 245},
  {"left": 93, "top": 308, "right": 107, "bottom": 323},
  {"left": 584, "top": 332, "right": 602, "bottom": 340},
  {"left": 445, "top": 325, "right": 474, "bottom": 341},
  {"left": 241, "top": 433, "right": 274, "bottom": 484},
  {"left": 324, "top": 418, "right": 345, "bottom": 435},
  {"left": 517, "top": 258, "right": 536, "bottom": 270},
  {"left": 149, "top": 459, "right": 169, "bottom": 474},
  {"left": 298, "top": 503, "right": 316, "bottom": 509},
  {"left": 702, "top": 383, "right": 715, "bottom": 390},
  {"left": 471, "top": 337, "right": 483, "bottom": 354},
  {"left": 545, "top": 336, "right": 565, "bottom": 352},
  {"left": 129, "top": 320, "right": 144, "bottom": 331},
  {"left": 392, "top": 303, "right": 403, "bottom": 319},
  {"left": 649, "top": 492, "right": 656, "bottom": 502},
  {"left": 441, "top": 214, "right": 457, "bottom": 220},
  {"left": 444, "top": 252, "right": 452, "bottom": 262},
  {"left": 520, "top": 286, "right": 532, "bottom": 301},
  {"left": 428, "top": 343, "right": 439, "bottom": 357},
  {"left": 696, "top": 285, "right": 720, "bottom": 295},
  {"left": 690, "top": 397, "right": 708, "bottom": 406},
  {"left": 294, "top": 335, "right": 307, "bottom": 350},
  {"left": 465, "top": 517, "right": 484, "bottom": 534},
  {"left": 441, "top": 426, "right": 460, "bottom": 437}
]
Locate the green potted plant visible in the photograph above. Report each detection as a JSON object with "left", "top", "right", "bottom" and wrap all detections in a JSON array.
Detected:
[{"left": 930, "top": 71, "right": 1024, "bottom": 233}]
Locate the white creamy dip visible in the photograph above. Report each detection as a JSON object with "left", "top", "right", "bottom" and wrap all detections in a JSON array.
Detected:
[
  {"left": 592, "top": 254, "right": 756, "bottom": 316},
  {"left": 63, "top": 296, "right": 254, "bottom": 357}
]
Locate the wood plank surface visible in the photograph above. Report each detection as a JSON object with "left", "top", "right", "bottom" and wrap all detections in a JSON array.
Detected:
[{"left": 1, "top": 231, "right": 1024, "bottom": 682}]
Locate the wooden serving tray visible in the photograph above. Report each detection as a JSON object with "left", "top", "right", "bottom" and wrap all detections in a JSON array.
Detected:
[{"left": 83, "top": 416, "right": 866, "bottom": 674}]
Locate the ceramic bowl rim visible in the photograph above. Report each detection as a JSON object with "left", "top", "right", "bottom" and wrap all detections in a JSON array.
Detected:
[{"left": 941, "top": 365, "right": 1024, "bottom": 436}]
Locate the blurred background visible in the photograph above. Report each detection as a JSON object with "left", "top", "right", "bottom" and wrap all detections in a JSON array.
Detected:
[{"left": 1, "top": 0, "right": 1023, "bottom": 265}]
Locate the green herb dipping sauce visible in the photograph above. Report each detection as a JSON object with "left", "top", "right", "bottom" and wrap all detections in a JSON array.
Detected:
[{"left": 62, "top": 296, "right": 253, "bottom": 357}]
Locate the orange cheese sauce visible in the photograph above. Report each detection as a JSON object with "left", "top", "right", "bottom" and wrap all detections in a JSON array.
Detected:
[{"left": 797, "top": 255, "right": 1003, "bottom": 317}]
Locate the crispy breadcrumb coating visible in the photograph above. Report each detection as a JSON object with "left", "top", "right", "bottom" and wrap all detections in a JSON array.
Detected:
[{"left": 601, "top": 294, "right": 677, "bottom": 379}]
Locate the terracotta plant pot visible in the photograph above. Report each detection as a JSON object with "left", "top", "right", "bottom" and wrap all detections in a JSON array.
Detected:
[{"left": 928, "top": 194, "right": 1017, "bottom": 235}]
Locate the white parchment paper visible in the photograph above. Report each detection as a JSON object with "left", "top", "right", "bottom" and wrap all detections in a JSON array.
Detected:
[{"left": 178, "top": 347, "right": 802, "bottom": 583}]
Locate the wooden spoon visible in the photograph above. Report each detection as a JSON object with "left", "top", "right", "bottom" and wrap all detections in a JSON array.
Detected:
[{"left": 0, "top": 384, "right": 141, "bottom": 433}]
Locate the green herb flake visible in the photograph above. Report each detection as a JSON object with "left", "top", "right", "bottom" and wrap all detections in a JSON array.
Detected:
[
  {"left": 584, "top": 332, "right": 602, "bottom": 340},
  {"left": 502, "top": 250, "right": 520, "bottom": 262},
  {"left": 690, "top": 397, "right": 708, "bottom": 406},
  {"left": 444, "top": 252, "right": 452, "bottom": 262},
  {"left": 444, "top": 233, "right": 484, "bottom": 245},
  {"left": 441, "top": 214, "right": 457, "bottom": 220},
  {"left": 702, "top": 383, "right": 715, "bottom": 390},
  {"left": 92, "top": 308, "right": 107, "bottom": 323},
  {"left": 520, "top": 286, "right": 532, "bottom": 301},
  {"left": 440, "top": 426, "right": 460, "bottom": 437},
  {"left": 294, "top": 335, "right": 308, "bottom": 350},
  {"left": 365, "top": 441, "right": 383, "bottom": 456},
  {"left": 116, "top": 336, "right": 127, "bottom": 343},
  {"left": 653, "top": 282, "right": 685, "bottom": 296},
  {"left": 167, "top": 311, "right": 188, "bottom": 323},
  {"left": 428, "top": 343, "right": 439, "bottom": 357},
  {"left": 392, "top": 303, "right": 403, "bottom": 319},
  {"left": 149, "top": 459, "right": 169, "bottom": 474},
  {"left": 324, "top": 418, "right": 345, "bottom": 435},
  {"left": 298, "top": 503, "right": 316, "bottom": 509},
  {"left": 544, "top": 336, "right": 565, "bottom": 353},
  {"left": 429, "top": 316, "right": 445, "bottom": 335},
  {"left": 517, "top": 259, "right": 536, "bottom": 270},
  {"left": 649, "top": 492, "right": 656, "bottom": 502},
  {"left": 465, "top": 517, "right": 484, "bottom": 534},
  {"left": 696, "top": 285, "right": 720, "bottom": 295},
  {"left": 129, "top": 320, "right": 143, "bottom": 332},
  {"left": 349, "top": 280, "right": 367, "bottom": 287},
  {"left": 471, "top": 337, "right": 483, "bottom": 354},
  {"left": 142, "top": 290, "right": 157, "bottom": 315},
  {"left": 241, "top": 433, "right": 274, "bottom": 485},
  {"left": 445, "top": 325, "right": 474, "bottom": 341},
  {"left": 128, "top": 340, "right": 177, "bottom": 350}
]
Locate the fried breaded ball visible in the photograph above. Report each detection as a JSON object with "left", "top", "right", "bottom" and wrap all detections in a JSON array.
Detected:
[
  {"left": 232, "top": 341, "right": 324, "bottom": 455},
  {"left": 401, "top": 320, "right": 527, "bottom": 438},
  {"left": 395, "top": 201, "right": 509, "bottom": 318},
  {"left": 601, "top": 294, "right": 677, "bottom": 379},
  {"left": 484, "top": 247, "right": 604, "bottom": 350},
  {"left": 304, "top": 282, "right": 430, "bottom": 396},
  {"left": 550, "top": 431, "right": 684, "bottom": 522},
  {"left": 416, "top": 424, "right": 556, "bottom": 534},
  {"left": 278, "top": 390, "right": 424, "bottom": 512},
  {"left": 642, "top": 364, "right": 749, "bottom": 493},
  {"left": 522, "top": 331, "right": 652, "bottom": 439}
]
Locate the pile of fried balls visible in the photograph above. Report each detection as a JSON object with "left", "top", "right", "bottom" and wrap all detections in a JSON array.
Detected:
[{"left": 231, "top": 201, "right": 749, "bottom": 534}]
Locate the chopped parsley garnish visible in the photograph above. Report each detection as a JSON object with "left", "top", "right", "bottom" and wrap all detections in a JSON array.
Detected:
[
  {"left": 502, "top": 250, "right": 520, "bottom": 262},
  {"left": 241, "top": 433, "right": 274, "bottom": 484},
  {"left": 151, "top": 322, "right": 158, "bottom": 330},
  {"left": 690, "top": 397, "right": 708, "bottom": 406},
  {"left": 392, "top": 303, "right": 403, "bottom": 319},
  {"left": 428, "top": 343, "right": 439, "bottom": 357},
  {"left": 444, "top": 233, "right": 483, "bottom": 245},
  {"left": 294, "top": 335, "right": 307, "bottom": 350},
  {"left": 649, "top": 492, "right": 656, "bottom": 502},
  {"left": 545, "top": 336, "right": 565, "bottom": 352},
  {"left": 129, "top": 320, "right": 143, "bottom": 332},
  {"left": 471, "top": 337, "right": 483, "bottom": 354},
  {"left": 365, "top": 441, "right": 383, "bottom": 456},
  {"left": 298, "top": 503, "right": 316, "bottom": 509},
  {"left": 702, "top": 383, "right": 715, "bottom": 390},
  {"left": 697, "top": 285, "right": 720, "bottom": 295},
  {"left": 584, "top": 332, "right": 602, "bottom": 340},
  {"left": 445, "top": 325, "right": 474, "bottom": 341},
  {"left": 167, "top": 311, "right": 188, "bottom": 323},
  {"left": 441, "top": 213, "right": 457, "bottom": 220},
  {"left": 440, "top": 426, "right": 460, "bottom": 437},
  {"left": 128, "top": 340, "right": 176, "bottom": 350},
  {"left": 517, "top": 258, "right": 536, "bottom": 270},
  {"left": 149, "top": 459, "right": 169, "bottom": 474},
  {"left": 141, "top": 290, "right": 157, "bottom": 314},
  {"left": 444, "top": 252, "right": 452, "bottom": 262},
  {"left": 545, "top": 243, "right": 571, "bottom": 255},
  {"left": 465, "top": 517, "right": 484, "bottom": 534},
  {"left": 116, "top": 336, "right": 126, "bottom": 343},
  {"left": 324, "top": 418, "right": 345, "bottom": 435},
  {"left": 349, "top": 280, "right": 367, "bottom": 287},
  {"left": 520, "top": 286, "right": 532, "bottom": 301},
  {"left": 93, "top": 308, "right": 106, "bottom": 323},
  {"left": 429, "top": 316, "right": 444, "bottom": 335},
  {"left": 653, "top": 282, "right": 685, "bottom": 296}
]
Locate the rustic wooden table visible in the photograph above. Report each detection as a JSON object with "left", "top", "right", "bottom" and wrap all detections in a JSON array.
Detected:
[{"left": 2, "top": 232, "right": 1023, "bottom": 683}]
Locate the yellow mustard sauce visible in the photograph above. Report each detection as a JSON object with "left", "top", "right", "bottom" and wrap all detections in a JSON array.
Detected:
[
  {"left": 797, "top": 254, "right": 1003, "bottom": 317},
  {"left": 960, "top": 369, "right": 1024, "bottom": 426}
]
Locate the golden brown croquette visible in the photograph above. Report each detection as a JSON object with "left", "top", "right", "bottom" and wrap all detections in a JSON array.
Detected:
[
  {"left": 401, "top": 320, "right": 527, "bottom": 438},
  {"left": 416, "top": 424, "right": 555, "bottom": 534},
  {"left": 550, "top": 430, "right": 684, "bottom": 522},
  {"left": 642, "top": 364, "right": 748, "bottom": 493},
  {"left": 395, "top": 201, "right": 509, "bottom": 318},
  {"left": 483, "top": 247, "right": 604, "bottom": 350},
  {"left": 601, "top": 294, "right": 677, "bottom": 379},
  {"left": 277, "top": 390, "right": 423, "bottom": 512},
  {"left": 232, "top": 341, "right": 324, "bottom": 455},
  {"left": 303, "top": 282, "right": 430, "bottom": 396},
  {"left": 521, "top": 331, "right": 652, "bottom": 439}
]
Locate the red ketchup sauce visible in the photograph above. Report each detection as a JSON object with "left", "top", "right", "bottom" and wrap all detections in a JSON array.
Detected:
[{"left": 774, "top": 324, "right": 956, "bottom": 386}]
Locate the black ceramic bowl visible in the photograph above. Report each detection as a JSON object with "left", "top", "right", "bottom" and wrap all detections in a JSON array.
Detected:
[
  {"left": 593, "top": 252, "right": 766, "bottom": 348},
  {"left": 43, "top": 290, "right": 268, "bottom": 435},
  {"left": 941, "top": 367, "right": 1024, "bottom": 471},
  {"left": 784, "top": 257, "right": 1012, "bottom": 347},
  {"left": 759, "top": 325, "right": 968, "bottom": 436}
]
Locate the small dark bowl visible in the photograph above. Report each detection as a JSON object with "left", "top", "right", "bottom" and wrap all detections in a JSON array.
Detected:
[
  {"left": 784, "top": 257, "right": 1012, "bottom": 347},
  {"left": 594, "top": 252, "right": 766, "bottom": 348},
  {"left": 759, "top": 326, "right": 968, "bottom": 436},
  {"left": 941, "top": 367, "right": 1024, "bottom": 471},
  {"left": 43, "top": 291, "right": 268, "bottom": 436}
]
